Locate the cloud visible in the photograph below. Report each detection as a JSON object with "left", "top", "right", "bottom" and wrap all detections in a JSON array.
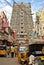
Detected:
[
  {"left": 0, "top": 0, "right": 11, "bottom": 2},
  {"left": 0, "top": 0, "right": 4, "bottom": 2},
  {"left": 0, "top": 0, "right": 13, "bottom": 8},
  {"left": 31, "top": 0, "right": 35, "bottom": 3},
  {"left": 38, "top": 0, "right": 44, "bottom": 5},
  {"left": 31, "top": 0, "right": 44, "bottom": 12}
]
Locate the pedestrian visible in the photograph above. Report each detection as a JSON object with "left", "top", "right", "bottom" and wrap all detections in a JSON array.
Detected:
[
  {"left": 7, "top": 46, "right": 10, "bottom": 58},
  {"left": 29, "top": 52, "right": 35, "bottom": 65},
  {"left": 34, "top": 57, "right": 39, "bottom": 65},
  {"left": 11, "top": 45, "right": 15, "bottom": 58},
  {"left": 14, "top": 46, "right": 18, "bottom": 57}
]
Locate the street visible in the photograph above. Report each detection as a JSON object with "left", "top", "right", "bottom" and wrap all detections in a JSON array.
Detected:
[
  {"left": 0, "top": 56, "right": 44, "bottom": 65},
  {"left": 0, "top": 0, "right": 44, "bottom": 65},
  {"left": 0, "top": 57, "right": 20, "bottom": 65}
]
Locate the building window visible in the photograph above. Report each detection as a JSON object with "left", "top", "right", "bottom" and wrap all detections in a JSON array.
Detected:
[
  {"left": 20, "top": 35, "right": 24, "bottom": 38},
  {"left": 21, "top": 15, "right": 23, "bottom": 17},
  {"left": 21, "top": 23, "right": 23, "bottom": 24},
  {"left": 21, "top": 19, "right": 23, "bottom": 21},
  {"left": 21, "top": 12, "right": 23, "bottom": 14},
  {"left": 21, "top": 27, "right": 23, "bottom": 29},
  {"left": 40, "top": 28, "right": 41, "bottom": 30},
  {"left": 21, "top": 31, "right": 23, "bottom": 33},
  {"left": 43, "top": 27, "right": 44, "bottom": 29}
]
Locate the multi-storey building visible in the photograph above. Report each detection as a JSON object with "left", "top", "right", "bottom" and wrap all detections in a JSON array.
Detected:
[
  {"left": 35, "top": 12, "right": 40, "bottom": 38},
  {"left": 39, "top": 8, "right": 44, "bottom": 39},
  {"left": 10, "top": 3, "right": 33, "bottom": 43},
  {"left": 0, "top": 11, "right": 15, "bottom": 44},
  {"left": 0, "top": 16, "right": 2, "bottom": 30}
]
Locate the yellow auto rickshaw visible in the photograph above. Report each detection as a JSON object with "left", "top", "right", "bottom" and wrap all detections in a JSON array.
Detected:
[
  {"left": 0, "top": 45, "right": 7, "bottom": 57},
  {"left": 18, "top": 45, "right": 29, "bottom": 65}
]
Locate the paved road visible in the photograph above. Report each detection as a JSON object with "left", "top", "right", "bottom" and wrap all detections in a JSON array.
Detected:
[
  {"left": 0, "top": 57, "right": 44, "bottom": 65},
  {"left": 0, "top": 57, "right": 20, "bottom": 65}
]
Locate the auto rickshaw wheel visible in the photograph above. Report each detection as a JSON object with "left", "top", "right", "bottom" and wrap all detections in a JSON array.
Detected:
[
  {"left": 19, "top": 61, "right": 21, "bottom": 64},
  {"left": 21, "top": 61, "right": 24, "bottom": 65},
  {"left": 26, "top": 61, "right": 29, "bottom": 65},
  {"left": 26, "top": 62, "right": 28, "bottom": 65}
]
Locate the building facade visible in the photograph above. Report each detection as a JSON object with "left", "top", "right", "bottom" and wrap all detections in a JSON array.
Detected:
[
  {"left": 10, "top": 3, "right": 33, "bottom": 43},
  {"left": 0, "top": 11, "right": 15, "bottom": 45},
  {"left": 39, "top": 8, "right": 44, "bottom": 39},
  {"left": 35, "top": 12, "right": 40, "bottom": 38}
]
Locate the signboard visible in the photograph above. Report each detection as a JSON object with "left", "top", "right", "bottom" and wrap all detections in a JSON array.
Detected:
[{"left": 19, "top": 40, "right": 26, "bottom": 43}]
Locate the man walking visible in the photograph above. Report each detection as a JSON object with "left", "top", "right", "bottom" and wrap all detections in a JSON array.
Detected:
[{"left": 11, "top": 45, "right": 15, "bottom": 58}]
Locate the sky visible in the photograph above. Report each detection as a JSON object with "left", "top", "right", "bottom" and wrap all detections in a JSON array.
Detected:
[{"left": 0, "top": 0, "right": 44, "bottom": 25}]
